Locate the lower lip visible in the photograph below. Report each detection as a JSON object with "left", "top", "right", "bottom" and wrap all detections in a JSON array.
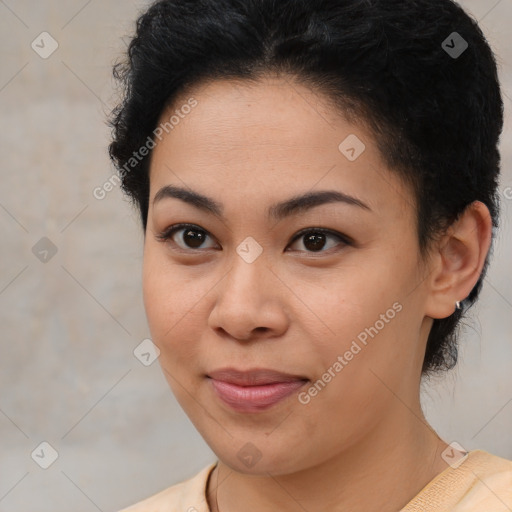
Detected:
[{"left": 209, "top": 378, "right": 308, "bottom": 413}]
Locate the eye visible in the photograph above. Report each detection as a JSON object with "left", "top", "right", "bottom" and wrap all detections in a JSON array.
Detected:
[
  {"left": 156, "top": 224, "right": 351, "bottom": 254},
  {"left": 287, "top": 228, "right": 350, "bottom": 253},
  {"left": 155, "top": 223, "right": 219, "bottom": 251}
]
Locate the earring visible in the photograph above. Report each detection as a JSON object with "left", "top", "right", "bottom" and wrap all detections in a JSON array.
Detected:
[{"left": 455, "top": 300, "right": 461, "bottom": 310}]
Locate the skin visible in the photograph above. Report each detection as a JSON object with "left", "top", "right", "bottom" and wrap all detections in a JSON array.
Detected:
[{"left": 142, "top": 75, "right": 492, "bottom": 512}]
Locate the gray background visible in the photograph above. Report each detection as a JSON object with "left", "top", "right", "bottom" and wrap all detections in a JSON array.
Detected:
[{"left": 0, "top": 1, "right": 511, "bottom": 511}]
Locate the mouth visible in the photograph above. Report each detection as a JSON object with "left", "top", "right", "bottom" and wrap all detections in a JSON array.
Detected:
[{"left": 206, "top": 368, "right": 309, "bottom": 413}]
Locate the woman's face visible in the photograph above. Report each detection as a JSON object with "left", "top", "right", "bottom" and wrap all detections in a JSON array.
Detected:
[{"left": 142, "top": 76, "right": 434, "bottom": 475}]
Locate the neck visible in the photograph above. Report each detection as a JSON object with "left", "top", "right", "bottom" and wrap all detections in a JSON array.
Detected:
[{"left": 207, "top": 410, "right": 449, "bottom": 512}]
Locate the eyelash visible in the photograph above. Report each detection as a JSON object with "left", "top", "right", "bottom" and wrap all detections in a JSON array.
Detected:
[{"left": 155, "top": 223, "right": 352, "bottom": 255}]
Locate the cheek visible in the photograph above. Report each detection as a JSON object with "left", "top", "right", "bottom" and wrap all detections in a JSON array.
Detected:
[
  {"left": 296, "top": 313, "right": 407, "bottom": 443},
  {"left": 287, "top": 264, "right": 402, "bottom": 351},
  {"left": 142, "top": 258, "right": 208, "bottom": 411},
  {"left": 293, "top": 262, "right": 415, "bottom": 397},
  {"left": 142, "top": 248, "right": 206, "bottom": 360}
]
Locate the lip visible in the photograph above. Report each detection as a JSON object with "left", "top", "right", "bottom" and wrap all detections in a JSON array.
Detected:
[{"left": 207, "top": 368, "right": 309, "bottom": 413}]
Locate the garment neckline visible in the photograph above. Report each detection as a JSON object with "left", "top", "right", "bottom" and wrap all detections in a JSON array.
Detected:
[{"left": 201, "top": 450, "right": 479, "bottom": 512}]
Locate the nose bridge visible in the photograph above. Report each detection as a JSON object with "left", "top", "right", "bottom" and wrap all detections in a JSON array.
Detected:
[
  {"left": 208, "top": 241, "right": 287, "bottom": 340},
  {"left": 235, "top": 234, "right": 265, "bottom": 266},
  {"left": 224, "top": 240, "right": 269, "bottom": 301}
]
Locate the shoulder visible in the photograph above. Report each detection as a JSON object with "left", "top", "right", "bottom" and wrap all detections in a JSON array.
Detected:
[
  {"left": 402, "top": 450, "right": 512, "bottom": 511},
  {"left": 118, "top": 462, "right": 217, "bottom": 512},
  {"left": 454, "top": 450, "right": 512, "bottom": 510}
]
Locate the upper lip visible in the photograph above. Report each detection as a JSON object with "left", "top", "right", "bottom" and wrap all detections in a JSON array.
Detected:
[{"left": 207, "top": 368, "right": 308, "bottom": 386}]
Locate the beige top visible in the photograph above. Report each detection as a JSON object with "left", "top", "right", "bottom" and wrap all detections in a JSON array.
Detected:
[{"left": 119, "top": 450, "right": 512, "bottom": 512}]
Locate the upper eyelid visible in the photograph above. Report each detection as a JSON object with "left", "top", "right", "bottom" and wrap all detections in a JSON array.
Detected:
[
  {"left": 156, "top": 223, "right": 215, "bottom": 242},
  {"left": 291, "top": 227, "right": 350, "bottom": 242}
]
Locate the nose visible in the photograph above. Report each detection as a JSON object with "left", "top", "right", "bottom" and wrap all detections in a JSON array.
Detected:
[{"left": 207, "top": 252, "right": 289, "bottom": 342}]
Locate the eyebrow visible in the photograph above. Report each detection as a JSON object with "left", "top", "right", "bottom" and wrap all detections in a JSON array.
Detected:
[{"left": 152, "top": 185, "right": 371, "bottom": 221}]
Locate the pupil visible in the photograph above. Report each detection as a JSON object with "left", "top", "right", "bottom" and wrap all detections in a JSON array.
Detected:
[
  {"left": 304, "top": 233, "right": 326, "bottom": 251},
  {"left": 184, "top": 229, "right": 205, "bottom": 248}
]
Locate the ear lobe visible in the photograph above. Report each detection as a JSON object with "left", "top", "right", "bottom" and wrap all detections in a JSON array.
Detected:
[{"left": 424, "top": 201, "right": 492, "bottom": 320}]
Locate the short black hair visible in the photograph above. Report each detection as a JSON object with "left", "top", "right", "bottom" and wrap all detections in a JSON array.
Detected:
[{"left": 108, "top": 0, "right": 504, "bottom": 376}]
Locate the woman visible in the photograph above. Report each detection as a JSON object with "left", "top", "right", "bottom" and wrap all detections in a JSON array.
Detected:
[{"left": 109, "top": 0, "right": 512, "bottom": 510}]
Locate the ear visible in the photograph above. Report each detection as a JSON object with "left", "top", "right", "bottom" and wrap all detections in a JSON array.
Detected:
[{"left": 424, "top": 201, "right": 493, "bottom": 319}]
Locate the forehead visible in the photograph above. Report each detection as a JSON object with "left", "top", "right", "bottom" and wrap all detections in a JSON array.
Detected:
[
  {"left": 148, "top": 76, "right": 414, "bottom": 221},
  {"left": 159, "top": 76, "right": 358, "bottom": 153}
]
